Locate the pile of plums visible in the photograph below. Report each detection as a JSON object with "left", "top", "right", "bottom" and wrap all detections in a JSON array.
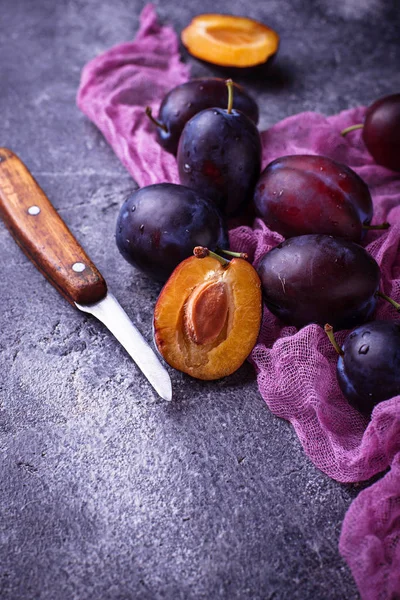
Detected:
[
  {"left": 116, "top": 78, "right": 261, "bottom": 283},
  {"left": 115, "top": 78, "right": 400, "bottom": 410}
]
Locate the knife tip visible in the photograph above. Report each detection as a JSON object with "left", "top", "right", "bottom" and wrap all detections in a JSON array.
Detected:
[
  {"left": 160, "top": 387, "right": 173, "bottom": 402},
  {"left": 157, "top": 377, "right": 173, "bottom": 402}
]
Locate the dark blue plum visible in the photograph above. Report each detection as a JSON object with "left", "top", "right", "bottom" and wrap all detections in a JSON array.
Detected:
[
  {"left": 150, "top": 78, "right": 259, "bottom": 156},
  {"left": 116, "top": 183, "right": 229, "bottom": 282},
  {"left": 177, "top": 106, "right": 262, "bottom": 217},
  {"left": 337, "top": 320, "right": 400, "bottom": 414},
  {"left": 257, "top": 234, "right": 381, "bottom": 330}
]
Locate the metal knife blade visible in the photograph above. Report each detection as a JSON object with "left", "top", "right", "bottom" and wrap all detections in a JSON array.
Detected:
[
  {"left": 0, "top": 147, "right": 172, "bottom": 401},
  {"left": 76, "top": 293, "right": 172, "bottom": 401}
]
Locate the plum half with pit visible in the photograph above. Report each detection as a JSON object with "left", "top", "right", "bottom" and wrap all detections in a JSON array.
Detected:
[
  {"left": 253, "top": 154, "right": 389, "bottom": 242},
  {"left": 153, "top": 249, "right": 262, "bottom": 380},
  {"left": 146, "top": 78, "right": 259, "bottom": 155},
  {"left": 116, "top": 183, "right": 228, "bottom": 282},
  {"left": 177, "top": 79, "right": 262, "bottom": 217},
  {"left": 257, "top": 234, "right": 381, "bottom": 330}
]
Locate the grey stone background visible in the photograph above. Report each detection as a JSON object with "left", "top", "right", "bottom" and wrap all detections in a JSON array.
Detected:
[{"left": 1, "top": 0, "right": 399, "bottom": 598}]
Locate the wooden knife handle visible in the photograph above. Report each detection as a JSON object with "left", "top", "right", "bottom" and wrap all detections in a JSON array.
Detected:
[{"left": 0, "top": 148, "right": 107, "bottom": 305}]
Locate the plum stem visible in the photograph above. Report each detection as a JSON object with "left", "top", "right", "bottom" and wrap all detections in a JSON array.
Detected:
[
  {"left": 194, "top": 246, "right": 230, "bottom": 266},
  {"left": 341, "top": 124, "right": 364, "bottom": 136},
  {"left": 363, "top": 222, "right": 390, "bottom": 230},
  {"left": 218, "top": 248, "right": 248, "bottom": 260},
  {"left": 376, "top": 291, "right": 400, "bottom": 312},
  {"left": 226, "top": 79, "right": 234, "bottom": 114},
  {"left": 145, "top": 107, "right": 168, "bottom": 133},
  {"left": 324, "top": 324, "right": 344, "bottom": 356}
]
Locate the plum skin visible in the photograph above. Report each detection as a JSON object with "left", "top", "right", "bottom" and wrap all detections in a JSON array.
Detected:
[
  {"left": 253, "top": 154, "right": 373, "bottom": 242},
  {"left": 154, "top": 78, "right": 259, "bottom": 155},
  {"left": 257, "top": 234, "right": 381, "bottom": 330},
  {"left": 116, "top": 183, "right": 229, "bottom": 282},
  {"left": 363, "top": 93, "right": 400, "bottom": 172},
  {"left": 177, "top": 107, "right": 262, "bottom": 217},
  {"left": 337, "top": 320, "right": 400, "bottom": 414}
]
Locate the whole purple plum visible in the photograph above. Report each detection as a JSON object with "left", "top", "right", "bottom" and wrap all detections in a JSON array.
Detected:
[
  {"left": 116, "top": 183, "right": 228, "bottom": 282},
  {"left": 257, "top": 234, "right": 381, "bottom": 330},
  {"left": 254, "top": 155, "right": 374, "bottom": 242},
  {"left": 147, "top": 78, "right": 259, "bottom": 156}
]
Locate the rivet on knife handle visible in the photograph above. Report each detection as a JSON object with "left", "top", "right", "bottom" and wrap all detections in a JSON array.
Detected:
[{"left": 0, "top": 147, "right": 107, "bottom": 305}]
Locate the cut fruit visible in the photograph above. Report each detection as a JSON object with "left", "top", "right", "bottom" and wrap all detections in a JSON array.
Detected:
[
  {"left": 153, "top": 254, "right": 262, "bottom": 380},
  {"left": 181, "top": 14, "right": 279, "bottom": 68}
]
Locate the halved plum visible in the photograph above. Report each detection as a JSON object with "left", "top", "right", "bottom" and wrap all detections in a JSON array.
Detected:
[
  {"left": 153, "top": 253, "right": 262, "bottom": 380},
  {"left": 181, "top": 14, "right": 279, "bottom": 68}
]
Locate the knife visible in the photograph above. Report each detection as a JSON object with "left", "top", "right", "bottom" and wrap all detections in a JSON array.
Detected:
[{"left": 0, "top": 147, "right": 172, "bottom": 401}]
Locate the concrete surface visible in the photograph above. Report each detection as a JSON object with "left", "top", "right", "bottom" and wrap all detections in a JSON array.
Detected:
[{"left": 0, "top": 0, "right": 399, "bottom": 598}]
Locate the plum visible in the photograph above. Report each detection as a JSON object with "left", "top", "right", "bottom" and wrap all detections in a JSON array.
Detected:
[
  {"left": 253, "top": 154, "right": 387, "bottom": 242},
  {"left": 116, "top": 183, "right": 228, "bottom": 282},
  {"left": 326, "top": 321, "right": 400, "bottom": 414},
  {"left": 146, "top": 78, "right": 259, "bottom": 155},
  {"left": 363, "top": 94, "right": 400, "bottom": 172},
  {"left": 177, "top": 79, "right": 262, "bottom": 217},
  {"left": 342, "top": 93, "right": 400, "bottom": 172},
  {"left": 153, "top": 248, "right": 262, "bottom": 380},
  {"left": 257, "top": 234, "right": 381, "bottom": 330}
]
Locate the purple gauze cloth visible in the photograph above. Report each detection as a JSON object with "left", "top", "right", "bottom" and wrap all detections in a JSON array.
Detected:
[{"left": 77, "top": 5, "right": 400, "bottom": 598}]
